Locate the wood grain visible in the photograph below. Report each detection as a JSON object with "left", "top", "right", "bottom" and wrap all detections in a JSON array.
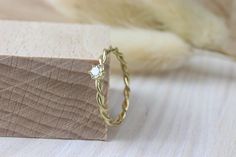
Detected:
[
  {"left": 0, "top": 51, "right": 235, "bottom": 157},
  {"left": 0, "top": 0, "right": 235, "bottom": 156},
  {"left": 0, "top": 20, "right": 110, "bottom": 140}
]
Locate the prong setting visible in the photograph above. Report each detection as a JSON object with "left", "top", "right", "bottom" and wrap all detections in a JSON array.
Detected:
[
  {"left": 88, "top": 47, "right": 130, "bottom": 126},
  {"left": 89, "top": 65, "right": 104, "bottom": 79}
]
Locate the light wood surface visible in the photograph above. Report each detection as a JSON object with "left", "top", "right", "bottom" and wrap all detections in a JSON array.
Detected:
[
  {"left": 0, "top": 51, "right": 236, "bottom": 157},
  {"left": 0, "top": 20, "right": 110, "bottom": 140},
  {"left": 0, "top": 0, "right": 235, "bottom": 156}
]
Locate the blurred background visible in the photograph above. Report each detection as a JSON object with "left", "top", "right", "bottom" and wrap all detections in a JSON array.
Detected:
[{"left": 0, "top": 0, "right": 236, "bottom": 74}]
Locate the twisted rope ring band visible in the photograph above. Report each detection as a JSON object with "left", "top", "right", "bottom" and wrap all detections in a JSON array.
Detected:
[{"left": 89, "top": 46, "right": 130, "bottom": 126}]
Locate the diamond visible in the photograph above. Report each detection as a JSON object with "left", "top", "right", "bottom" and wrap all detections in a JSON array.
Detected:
[{"left": 89, "top": 65, "right": 103, "bottom": 79}]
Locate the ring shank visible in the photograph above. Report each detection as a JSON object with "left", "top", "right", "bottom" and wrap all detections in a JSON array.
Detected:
[{"left": 95, "top": 47, "right": 130, "bottom": 126}]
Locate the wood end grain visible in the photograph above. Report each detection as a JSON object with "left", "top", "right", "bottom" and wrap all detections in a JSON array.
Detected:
[{"left": 0, "top": 20, "right": 110, "bottom": 140}]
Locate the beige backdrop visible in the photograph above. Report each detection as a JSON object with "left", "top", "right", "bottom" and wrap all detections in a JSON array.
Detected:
[{"left": 0, "top": 0, "right": 235, "bottom": 37}]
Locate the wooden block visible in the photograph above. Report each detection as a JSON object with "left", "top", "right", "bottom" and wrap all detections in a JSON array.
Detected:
[{"left": 0, "top": 20, "right": 110, "bottom": 140}]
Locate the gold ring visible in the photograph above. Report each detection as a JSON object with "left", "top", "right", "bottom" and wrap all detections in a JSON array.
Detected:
[{"left": 89, "top": 46, "right": 130, "bottom": 126}]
